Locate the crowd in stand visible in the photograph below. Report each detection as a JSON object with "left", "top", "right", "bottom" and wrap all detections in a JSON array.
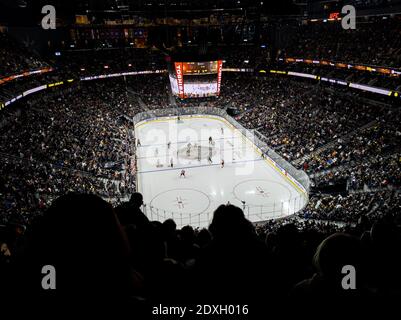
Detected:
[
  {"left": 311, "top": 154, "right": 400, "bottom": 191},
  {"left": 0, "top": 79, "right": 143, "bottom": 225},
  {"left": 0, "top": 71, "right": 59, "bottom": 103},
  {"left": 0, "top": 157, "right": 126, "bottom": 226},
  {"left": 53, "top": 47, "right": 167, "bottom": 78},
  {"left": 1, "top": 22, "right": 401, "bottom": 307},
  {"left": 0, "top": 82, "right": 133, "bottom": 176},
  {"left": 0, "top": 75, "right": 400, "bottom": 234},
  {"left": 306, "top": 117, "right": 400, "bottom": 171},
  {"left": 1, "top": 72, "right": 399, "bottom": 228},
  {"left": 280, "top": 62, "right": 401, "bottom": 92},
  {"left": 219, "top": 75, "right": 389, "bottom": 163},
  {"left": 0, "top": 32, "right": 48, "bottom": 78},
  {"left": 308, "top": 123, "right": 401, "bottom": 191},
  {"left": 280, "top": 16, "right": 401, "bottom": 67},
  {"left": 177, "top": 74, "right": 400, "bottom": 226},
  {"left": 299, "top": 190, "right": 401, "bottom": 224},
  {"left": 1, "top": 192, "right": 400, "bottom": 311}
]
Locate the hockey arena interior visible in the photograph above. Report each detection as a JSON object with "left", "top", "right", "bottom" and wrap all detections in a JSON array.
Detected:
[{"left": 0, "top": 0, "right": 400, "bottom": 314}]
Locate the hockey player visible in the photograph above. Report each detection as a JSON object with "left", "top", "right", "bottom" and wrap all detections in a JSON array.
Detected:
[
  {"left": 186, "top": 142, "right": 192, "bottom": 156},
  {"left": 136, "top": 139, "right": 141, "bottom": 147},
  {"left": 209, "top": 136, "right": 213, "bottom": 145},
  {"left": 167, "top": 141, "right": 171, "bottom": 149},
  {"left": 221, "top": 159, "right": 225, "bottom": 168},
  {"left": 180, "top": 169, "right": 186, "bottom": 178}
]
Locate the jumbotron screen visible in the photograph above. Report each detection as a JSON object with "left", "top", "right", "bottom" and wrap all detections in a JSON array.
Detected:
[{"left": 169, "top": 61, "right": 223, "bottom": 98}]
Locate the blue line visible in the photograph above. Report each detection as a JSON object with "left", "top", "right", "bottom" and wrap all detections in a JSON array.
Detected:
[{"left": 137, "top": 158, "right": 265, "bottom": 174}]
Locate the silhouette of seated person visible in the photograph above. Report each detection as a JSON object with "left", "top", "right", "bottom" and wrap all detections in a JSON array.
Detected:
[
  {"left": 292, "top": 233, "right": 366, "bottom": 300},
  {"left": 15, "top": 193, "right": 143, "bottom": 305},
  {"left": 194, "top": 204, "right": 273, "bottom": 304},
  {"left": 116, "top": 192, "right": 149, "bottom": 228}
]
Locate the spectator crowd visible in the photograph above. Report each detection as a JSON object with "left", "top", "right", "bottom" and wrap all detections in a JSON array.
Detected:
[{"left": 1, "top": 19, "right": 400, "bottom": 310}]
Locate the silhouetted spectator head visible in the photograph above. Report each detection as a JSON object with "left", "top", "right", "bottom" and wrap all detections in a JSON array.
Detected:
[
  {"left": 209, "top": 204, "right": 254, "bottom": 240},
  {"left": 196, "top": 228, "right": 212, "bottom": 248},
  {"left": 313, "top": 233, "right": 362, "bottom": 286},
  {"left": 162, "top": 219, "right": 177, "bottom": 237},
  {"left": 180, "top": 225, "right": 195, "bottom": 243},
  {"left": 129, "top": 192, "right": 144, "bottom": 208},
  {"left": 20, "top": 193, "right": 136, "bottom": 298},
  {"left": 265, "top": 231, "right": 277, "bottom": 251},
  {"left": 275, "top": 223, "right": 300, "bottom": 250},
  {"left": 116, "top": 192, "right": 149, "bottom": 227},
  {"left": 370, "top": 218, "right": 398, "bottom": 248}
]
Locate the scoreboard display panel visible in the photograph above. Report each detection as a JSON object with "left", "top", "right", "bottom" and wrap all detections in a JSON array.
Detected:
[
  {"left": 182, "top": 61, "right": 218, "bottom": 75},
  {"left": 169, "top": 60, "right": 223, "bottom": 99}
]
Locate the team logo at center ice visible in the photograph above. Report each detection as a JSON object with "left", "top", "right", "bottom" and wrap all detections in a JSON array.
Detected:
[
  {"left": 174, "top": 196, "right": 188, "bottom": 209},
  {"left": 256, "top": 186, "right": 270, "bottom": 198}
]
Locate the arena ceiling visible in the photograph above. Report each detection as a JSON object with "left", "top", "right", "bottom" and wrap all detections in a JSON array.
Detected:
[
  {"left": 0, "top": 0, "right": 300, "bottom": 24},
  {"left": 1, "top": 0, "right": 400, "bottom": 26}
]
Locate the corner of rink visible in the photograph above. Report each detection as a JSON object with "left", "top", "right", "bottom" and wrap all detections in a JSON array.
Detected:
[{"left": 133, "top": 110, "right": 309, "bottom": 228}]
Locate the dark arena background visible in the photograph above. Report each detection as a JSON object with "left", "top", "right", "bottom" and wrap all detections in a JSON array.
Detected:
[{"left": 0, "top": 0, "right": 400, "bottom": 316}]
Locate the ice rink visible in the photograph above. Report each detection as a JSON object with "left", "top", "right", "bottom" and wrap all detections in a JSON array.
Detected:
[{"left": 135, "top": 115, "right": 307, "bottom": 228}]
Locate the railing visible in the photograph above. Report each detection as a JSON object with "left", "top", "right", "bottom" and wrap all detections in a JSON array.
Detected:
[
  {"left": 143, "top": 194, "right": 307, "bottom": 229},
  {"left": 133, "top": 107, "right": 310, "bottom": 228}
]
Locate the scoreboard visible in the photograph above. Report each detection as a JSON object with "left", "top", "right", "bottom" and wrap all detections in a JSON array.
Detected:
[
  {"left": 181, "top": 61, "right": 218, "bottom": 75},
  {"left": 169, "top": 60, "right": 223, "bottom": 99}
]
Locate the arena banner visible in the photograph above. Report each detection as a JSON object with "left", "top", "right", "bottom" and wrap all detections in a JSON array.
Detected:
[
  {"left": 269, "top": 70, "right": 287, "bottom": 75},
  {"left": 80, "top": 70, "right": 167, "bottom": 81},
  {"left": 287, "top": 71, "right": 317, "bottom": 79},
  {"left": 174, "top": 62, "right": 185, "bottom": 99},
  {"left": 216, "top": 60, "right": 223, "bottom": 96},
  {"left": 5, "top": 94, "right": 23, "bottom": 106},
  {"left": 349, "top": 83, "right": 391, "bottom": 96},
  {"left": 319, "top": 77, "right": 348, "bottom": 86},
  {"left": 271, "top": 69, "right": 398, "bottom": 98},
  {"left": 47, "top": 81, "right": 64, "bottom": 88},
  {"left": 222, "top": 68, "right": 253, "bottom": 72},
  {"left": 0, "top": 67, "right": 53, "bottom": 85},
  {"left": 281, "top": 57, "right": 400, "bottom": 77},
  {"left": 23, "top": 84, "right": 47, "bottom": 96}
]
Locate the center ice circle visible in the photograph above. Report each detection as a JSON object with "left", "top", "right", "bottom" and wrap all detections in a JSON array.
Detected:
[
  {"left": 177, "top": 144, "right": 217, "bottom": 160},
  {"left": 233, "top": 179, "right": 292, "bottom": 207},
  {"left": 150, "top": 188, "right": 211, "bottom": 216}
]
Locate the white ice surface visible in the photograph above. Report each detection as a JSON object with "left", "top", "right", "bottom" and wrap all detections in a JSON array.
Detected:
[{"left": 135, "top": 115, "right": 307, "bottom": 228}]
